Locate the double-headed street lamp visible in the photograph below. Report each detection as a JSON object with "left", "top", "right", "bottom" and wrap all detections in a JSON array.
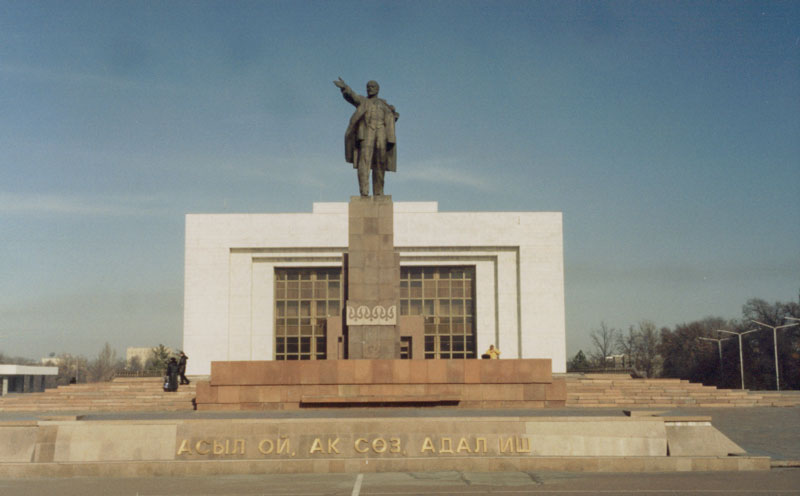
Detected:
[
  {"left": 718, "top": 329, "right": 761, "bottom": 390},
  {"left": 699, "top": 335, "right": 730, "bottom": 385},
  {"left": 751, "top": 320, "right": 800, "bottom": 391}
]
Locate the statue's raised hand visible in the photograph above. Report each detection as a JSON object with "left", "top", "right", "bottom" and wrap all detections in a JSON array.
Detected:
[{"left": 333, "top": 77, "right": 347, "bottom": 89}]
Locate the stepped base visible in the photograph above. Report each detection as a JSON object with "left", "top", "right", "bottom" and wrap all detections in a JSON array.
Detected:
[{"left": 196, "top": 359, "right": 565, "bottom": 410}]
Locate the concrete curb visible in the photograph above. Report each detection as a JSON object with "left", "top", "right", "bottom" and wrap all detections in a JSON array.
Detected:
[{"left": 0, "top": 456, "right": 772, "bottom": 478}]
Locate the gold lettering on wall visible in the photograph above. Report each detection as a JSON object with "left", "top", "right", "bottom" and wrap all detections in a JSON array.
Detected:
[
  {"left": 212, "top": 440, "right": 225, "bottom": 455},
  {"left": 499, "top": 436, "right": 531, "bottom": 453},
  {"left": 328, "top": 438, "right": 341, "bottom": 454},
  {"left": 354, "top": 438, "right": 369, "bottom": 453},
  {"left": 258, "top": 439, "right": 274, "bottom": 454},
  {"left": 175, "top": 434, "right": 532, "bottom": 459},
  {"left": 372, "top": 438, "right": 387, "bottom": 453},
  {"left": 195, "top": 440, "right": 210, "bottom": 455},
  {"left": 176, "top": 439, "right": 191, "bottom": 456},
  {"left": 277, "top": 438, "right": 291, "bottom": 455},
  {"left": 310, "top": 437, "right": 342, "bottom": 455}
]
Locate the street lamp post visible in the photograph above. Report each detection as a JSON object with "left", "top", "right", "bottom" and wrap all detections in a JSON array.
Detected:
[
  {"left": 699, "top": 336, "right": 730, "bottom": 386},
  {"left": 751, "top": 320, "right": 800, "bottom": 391},
  {"left": 718, "top": 329, "right": 761, "bottom": 390}
]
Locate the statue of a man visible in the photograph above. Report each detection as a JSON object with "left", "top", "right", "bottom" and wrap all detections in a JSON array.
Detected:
[{"left": 334, "top": 78, "right": 399, "bottom": 196}]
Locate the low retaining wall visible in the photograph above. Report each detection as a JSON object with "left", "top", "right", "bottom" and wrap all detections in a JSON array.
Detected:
[{"left": 0, "top": 415, "right": 767, "bottom": 477}]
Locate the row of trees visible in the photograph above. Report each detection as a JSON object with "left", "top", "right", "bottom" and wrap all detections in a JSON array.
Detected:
[
  {"left": 569, "top": 320, "right": 660, "bottom": 378},
  {"left": 570, "top": 296, "right": 800, "bottom": 390},
  {"left": 0, "top": 352, "right": 36, "bottom": 366},
  {"left": 39, "top": 343, "right": 174, "bottom": 385}
]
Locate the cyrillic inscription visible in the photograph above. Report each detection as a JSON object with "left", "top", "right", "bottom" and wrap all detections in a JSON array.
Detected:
[{"left": 176, "top": 435, "right": 530, "bottom": 458}]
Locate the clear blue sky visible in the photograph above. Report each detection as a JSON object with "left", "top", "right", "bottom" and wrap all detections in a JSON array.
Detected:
[{"left": 1, "top": 1, "right": 798, "bottom": 360}]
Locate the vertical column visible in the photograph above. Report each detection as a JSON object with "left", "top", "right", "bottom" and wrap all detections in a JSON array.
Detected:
[{"left": 346, "top": 195, "right": 400, "bottom": 358}]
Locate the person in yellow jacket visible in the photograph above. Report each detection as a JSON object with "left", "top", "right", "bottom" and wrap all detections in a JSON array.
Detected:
[{"left": 485, "top": 344, "right": 501, "bottom": 359}]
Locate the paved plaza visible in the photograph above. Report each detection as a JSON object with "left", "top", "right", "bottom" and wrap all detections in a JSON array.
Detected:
[
  {"left": 1, "top": 405, "right": 798, "bottom": 494},
  {"left": 0, "top": 468, "right": 798, "bottom": 495}
]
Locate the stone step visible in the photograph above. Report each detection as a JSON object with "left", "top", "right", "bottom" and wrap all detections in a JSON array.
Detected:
[
  {"left": 0, "top": 378, "right": 196, "bottom": 413},
  {"left": 565, "top": 375, "right": 800, "bottom": 408},
  {"left": 0, "top": 405, "right": 194, "bottom": 412}
]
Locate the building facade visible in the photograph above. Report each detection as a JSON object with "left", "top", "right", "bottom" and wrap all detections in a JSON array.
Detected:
[
  {"left": 183, "top": 202, "right": 566, "bottom": 375},
  {"left": 0, "top": 365, "right": 58, "bottom": 396}
]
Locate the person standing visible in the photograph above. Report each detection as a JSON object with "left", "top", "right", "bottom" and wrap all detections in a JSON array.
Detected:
[
  {"left": 165, "top": 357, "right": 179, "bottom": 392},
  {"left": 178, "top": 351, "right": 190, "bottom": 385},
  {"left": 485, "top": 344, "right": 501, "bottom": 359}
]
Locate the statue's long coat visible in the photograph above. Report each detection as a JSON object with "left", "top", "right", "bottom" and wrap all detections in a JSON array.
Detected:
[{"left": 342, "top": 89, "right": 397, "bottom": 172}]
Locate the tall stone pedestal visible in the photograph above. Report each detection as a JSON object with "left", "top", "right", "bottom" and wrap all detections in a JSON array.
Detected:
[{"left": 346, "top": 196, "right": 400, "bottom": 359}]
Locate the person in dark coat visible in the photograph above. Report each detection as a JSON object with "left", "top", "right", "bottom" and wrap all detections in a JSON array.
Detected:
[
  {"left": 178, "top": 351, "right": 190, "bottom": 385},
  {"left": 165, "top": 357, "right": 179, "bottom": 392}
]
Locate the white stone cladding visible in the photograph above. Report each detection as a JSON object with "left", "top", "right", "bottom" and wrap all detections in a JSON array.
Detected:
[{"left": 183, "top": 202, "right": 566, "bottom": 375}]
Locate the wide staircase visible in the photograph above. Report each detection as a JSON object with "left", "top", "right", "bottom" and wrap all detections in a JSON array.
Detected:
[
  {"left": 0, "top": 377, "right": 196, "bottom": 413},
  {"left": 3, "top": 374, "right": 798, "bottom": 413},
  {"left": 565, "top": 373, "right": 800, "bottom": 408}
]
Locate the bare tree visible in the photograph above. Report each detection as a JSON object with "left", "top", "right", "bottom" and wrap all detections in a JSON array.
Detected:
[
  {"left": 636, "top": 320, "right": 661, "bottom": 378},
  {"left": 590, "top": 322, "right": 619, "bottom": 369},
  {"left": 86, "top": 343, "right": 124, "bottom": 382},
  {"left": 127, "top": 355, "right": 144, "bottom": 373},
  {"left": 56, "top": 353, "right": 89, "bottom": 385},
  {"left": 617, "top": 326, "right": 639, "bottom": 369}
]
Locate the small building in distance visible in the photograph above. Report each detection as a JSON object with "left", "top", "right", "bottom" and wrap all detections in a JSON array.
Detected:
[
  {"left": 40, "top": 356, "right": 62, "bottom": 366},
  {"left": 0, "top": 364, "right": 58, "bottom": 396},
  {"left": 126, "top": 346, "right": 172, "bottom": 367}
]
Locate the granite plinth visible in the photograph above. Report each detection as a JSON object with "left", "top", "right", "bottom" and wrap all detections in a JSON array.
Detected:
[
  {"left": 347, "top": 326, "right": 399, "bottom": 359},
  {"left": 195, "top": 359, "right": 564, "bottom": 410}
]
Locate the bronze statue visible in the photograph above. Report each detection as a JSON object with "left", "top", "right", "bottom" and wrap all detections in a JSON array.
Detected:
[{"left": 334, "top": 78, "right": 399, "bottom": 196}]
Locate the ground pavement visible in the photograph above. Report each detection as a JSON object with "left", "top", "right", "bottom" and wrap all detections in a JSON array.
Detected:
[{"left": 0, "top": 406, "right": 797, "bottom": 495}]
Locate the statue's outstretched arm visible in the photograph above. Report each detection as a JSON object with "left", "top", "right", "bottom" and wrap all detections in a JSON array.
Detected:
[{"left": 335, "top": 77, "right": 360, "bottom": 106}]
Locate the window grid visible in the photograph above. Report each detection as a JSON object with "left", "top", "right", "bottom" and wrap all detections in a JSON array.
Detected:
[
  {"left": 399, "top": 266, "right": 476, "bottom": 359},
  {"left": 274, "top": 268, "right": 342, "bottom": 360}
]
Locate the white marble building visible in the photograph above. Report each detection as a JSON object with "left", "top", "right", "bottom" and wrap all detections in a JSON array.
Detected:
[{"left": 183, "top": 202, "right": 566, "bottom": 375}]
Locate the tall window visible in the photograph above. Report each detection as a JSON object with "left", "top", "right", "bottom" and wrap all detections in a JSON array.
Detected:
[
  {"left": 399, "top": 266, "right": 476, "bottom": 359},
  {"left": 274, "top": 268, "right": 342, "bottom": 360}
]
